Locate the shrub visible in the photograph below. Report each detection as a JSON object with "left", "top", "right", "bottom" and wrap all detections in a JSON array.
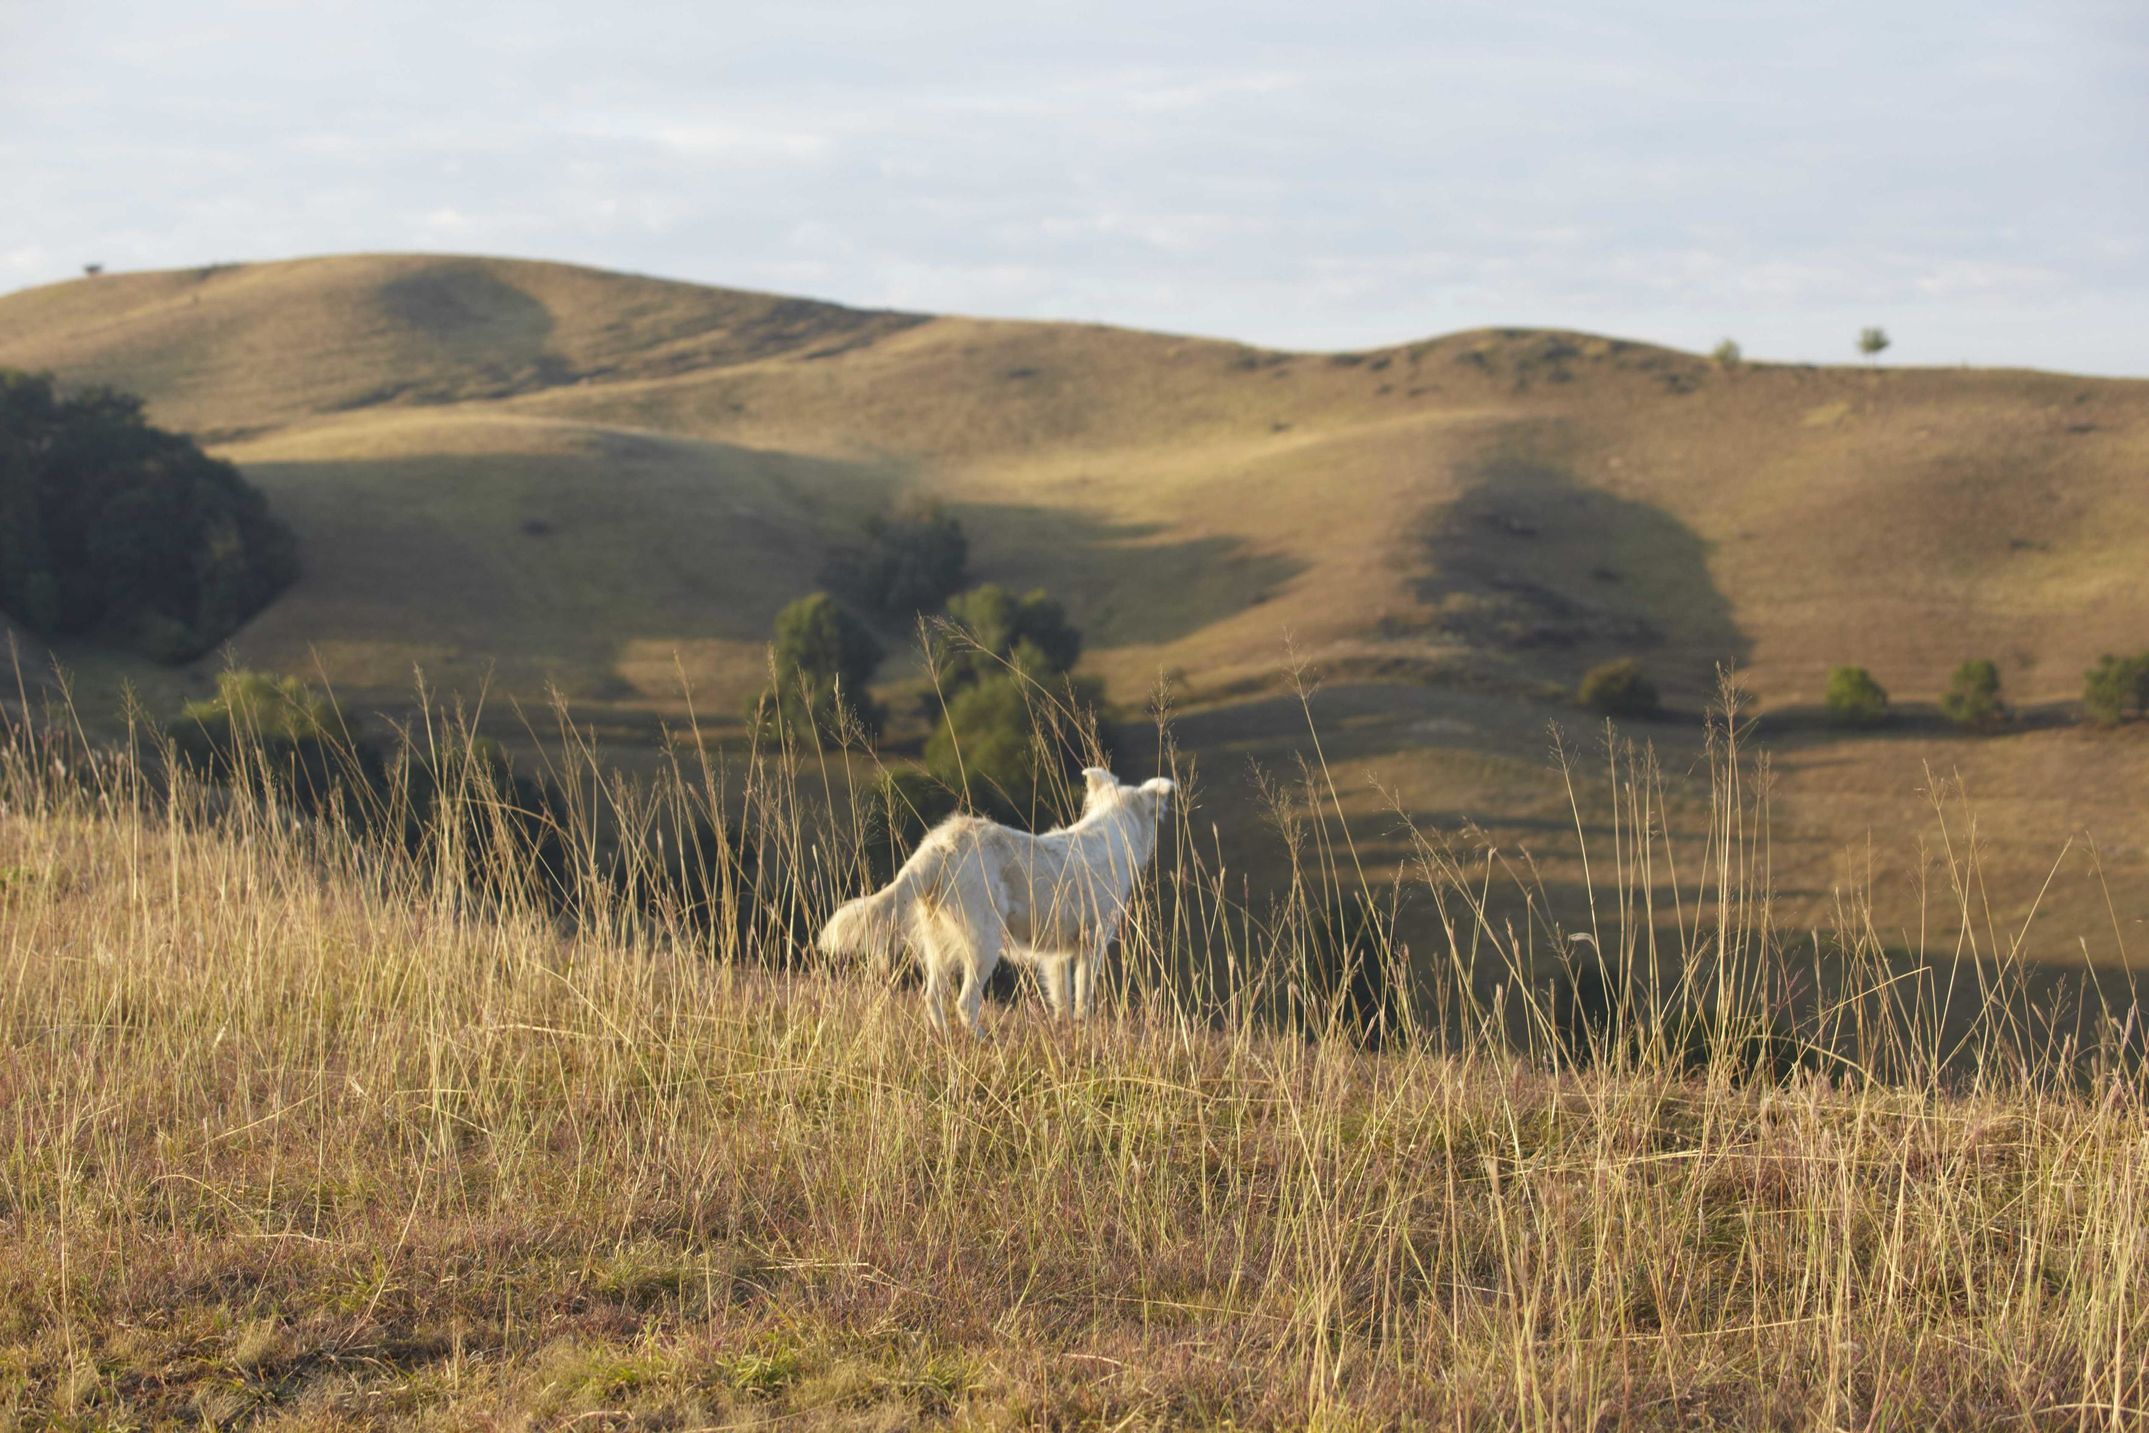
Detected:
[
  {"left": 1823, "top": 665, "right": 1889, "bottom": 727},
  {"left": 2082, "top": 653, "right": 2149, "bottom": 727},
  {"left": 754, "top": 594, "right": 883, "bottom": 743},
  {"left": 932, "top": 585, "right": 1082, "bottom": 692},
  {"left": 1578, "top": 659, "right": 1659, "bottom": 718},
  {"left": 170, "top": 670, "right": 380, "bottom": 825},
  {"left": 0, "top": 370, "right": 298, "bottom": 660},
  {"left": 921, "top": 666, "right": 1105, "bottom": 825},
  {"left": 924, "top": 675, "right": 1054, "bottom": 820},
  {"left": 1940, "top": 659, "right": 2005, "bottom": 730},
  {"left": 1711, "top": 338, "right": 1742, "bottom": 367},
  {"left": 179, "top": 669, "right": 336, "bottom": 744},
  {"left": 823, "top": 502, "right": 968, "bottom": 616}
]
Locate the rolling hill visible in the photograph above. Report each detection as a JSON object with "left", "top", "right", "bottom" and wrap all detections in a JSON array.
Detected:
[{"left": 3, "top": 253, "right": 2146, "bottom": 955}]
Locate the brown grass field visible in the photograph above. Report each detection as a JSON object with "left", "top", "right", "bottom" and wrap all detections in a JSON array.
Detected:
[
  {"left": 1, "top": 681, "right": 2145, "bottom": 1429},
  {"left": 1, "top": 254, "right": 2147, "bottom": 1423}
]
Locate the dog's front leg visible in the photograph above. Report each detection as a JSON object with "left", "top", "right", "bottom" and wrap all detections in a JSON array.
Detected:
[{"left": 955, "top": 963, "right": 988, "bottom": 1034}]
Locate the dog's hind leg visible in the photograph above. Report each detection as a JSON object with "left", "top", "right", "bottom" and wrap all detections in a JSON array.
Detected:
[
  {"left": 955, "top": 919, "right": 1004, "bottom": 1037},
  {"left": 917, "top": 921, "right": 954, "bottom": 1032},
  {"left": 1072, "top": 933, "right": 1110, "bottom": 1018}
]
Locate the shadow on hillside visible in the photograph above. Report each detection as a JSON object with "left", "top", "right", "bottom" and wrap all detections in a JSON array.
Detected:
[
  {"left": 222, "top": 439, "right": 1306, "bottom": 705},
  {"left": 1417, "top": 452, "right": 1749, "bottom": 693},
  {"left": 377, "top": 264, "right": 555, "bottom": 351},
  {"left": 232, "top": 436, "right": 902, "bottom": 689},
  {"left": 945, "top": 501, "right": 1303, "bottom": 648}
]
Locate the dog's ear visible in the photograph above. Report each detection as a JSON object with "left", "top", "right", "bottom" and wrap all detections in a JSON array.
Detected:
[
  {"left": 1141, "top": 777, "right": 1176, "bottom": 799},
  {"left": 1082, "top": 766, "right": 1117, "bottom": 796}
]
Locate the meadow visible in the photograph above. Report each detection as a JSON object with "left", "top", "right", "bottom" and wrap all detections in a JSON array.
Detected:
[{"left": 3, "top": 672, "right": 2144, "bottom": 1430}]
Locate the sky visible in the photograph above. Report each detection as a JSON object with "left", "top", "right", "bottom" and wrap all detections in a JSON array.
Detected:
[{"left": 3, "top": 0, "right": 2145, "bottom": 374}]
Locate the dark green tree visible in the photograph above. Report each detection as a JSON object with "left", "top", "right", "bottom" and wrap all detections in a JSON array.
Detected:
[
  {"left": 754, "top": 593, "right": 884, "bottom": 743},
  {"left": 1578, "top": 659, "right": 1660, "bottom": 718},
  {"left": 823, "top": 502, "right": 968, "bottom": 616},
  {"left": 0, "top": 370, "right": 297, "bottom": 660},
  {"left": 1940, "top": 659, "right": 2005, "bottom": 730},
  {"left": 1824, "top": 665, "right": 1890, "bottom": 727},
  {"left": 2082, "top": 653, "right": 2149, "bottom": 727},
  {"left": 922, "top": 672, "right": 1100, "bottom": 823},
  {"left": 933, "top": 584, "right": 1082, "bottom": 692}
]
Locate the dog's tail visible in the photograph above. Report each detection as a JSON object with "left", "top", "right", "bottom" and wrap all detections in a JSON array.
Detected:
[{"left": 817, "top": 853, "right": 937, "bottom": 976}]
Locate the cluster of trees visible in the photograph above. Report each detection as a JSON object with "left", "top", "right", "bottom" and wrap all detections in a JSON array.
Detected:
[
  {"left": 756, "top": 582, "right": 1096, "bottom": 821},
  {"left": 917, "top": 584, "right": 1094, "bottom": 823},
  {"left": 1579, "top": 657, "right": 1998, "bottom": 729},
  {"left": 1833, "top": 657, "right": 2136, "bottom": 732},
  {"left": 1585, "top": 653, "right": 2145, "bottom": 734},
  {"left": 756, "top": 505, "right": 1103, "bottom": 831},
  {"left": 0, "top": 370, "right": 298, "bottom": 661}
]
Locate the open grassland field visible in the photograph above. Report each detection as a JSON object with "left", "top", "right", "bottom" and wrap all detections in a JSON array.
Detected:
[
  {"left": 3, "top": 706, "right": 2148, "bottom": 1430},
  {"left": 3, "top": 254, "right": 2148, "bottom": 958}
]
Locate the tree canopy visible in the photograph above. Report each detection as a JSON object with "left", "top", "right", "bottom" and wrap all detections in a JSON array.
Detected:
[
  {"left": 0, "top": 370, "right": 298, "bottom": 661},
  {"left": 754, "top": 592, "right": 885, "bottom": 742},
  {"left": 933, "top": 584, "right": 1082, "bottom": 692}
]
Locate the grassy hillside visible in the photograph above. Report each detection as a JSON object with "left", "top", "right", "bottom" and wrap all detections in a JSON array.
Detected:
[{"left": 3, "top": 253, "right": 2146, "bottom": 953}]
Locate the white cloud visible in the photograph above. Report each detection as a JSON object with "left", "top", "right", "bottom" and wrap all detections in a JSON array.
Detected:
[{"left": 0, "top": 0, "right": 2142, "bottom": 373}]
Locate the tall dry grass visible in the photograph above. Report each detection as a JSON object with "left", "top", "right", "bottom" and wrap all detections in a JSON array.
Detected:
[{"left": 1, "top": 666, "right": 2144, "bottom": 1428}]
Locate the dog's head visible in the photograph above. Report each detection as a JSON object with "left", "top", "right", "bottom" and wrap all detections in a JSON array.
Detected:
[{"left": 1081, "top": 766, "right": 1177, "bottom": 818}]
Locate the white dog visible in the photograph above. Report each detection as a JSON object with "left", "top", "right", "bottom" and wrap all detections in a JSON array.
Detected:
[{"left": 818, "top": 767, "right": 1176, "bottom": 1032}]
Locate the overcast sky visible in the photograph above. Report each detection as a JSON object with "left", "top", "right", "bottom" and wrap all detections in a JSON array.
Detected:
[{"left": 3, "top": 1, "right": 2144, "bottom": 374}]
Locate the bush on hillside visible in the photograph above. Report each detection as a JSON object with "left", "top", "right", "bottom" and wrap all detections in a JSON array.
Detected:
[
  {"left": 1823, "top": 665, "right": 1890, "bottom": 727},
  {"left": 179, "top": 669, "right": 336, "bottom": 745},
  {"left": 822, "top": 502, "right": 969, "bottom": 616},
  {"left": 1711, "top": 338, "right": 1742, "bottom": 367},
  {"left": 752, "top": 593, "right": 884, "bottom": 744},
  {"left": 0, "top": 370, "right": 298, "bottom": 661},
  {"left": 921, "top": 672, "right": 1105, "bottom": 828},
  {"left": 1578, "top": 659, "right": 1659, "bottom": 719},
  {"left": 932, "top": 584, "right": 1082, "bottom": 693},
  {"left": 924, "top": 675, "right": 1059, "bottom": 822},
  {"left": 1940, "top": 659, "right": 2006, "bottom": 730},
  {"left": 172, "top": 669, "right": 360, "bottom": 807},
  {"left": 2082, "top": 653, "right": 2149, "bottom": 727}
]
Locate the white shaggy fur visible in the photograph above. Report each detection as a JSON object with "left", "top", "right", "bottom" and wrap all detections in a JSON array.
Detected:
[{"left": 817, "top": 767, "right": 1176, "bottom": 1032}]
